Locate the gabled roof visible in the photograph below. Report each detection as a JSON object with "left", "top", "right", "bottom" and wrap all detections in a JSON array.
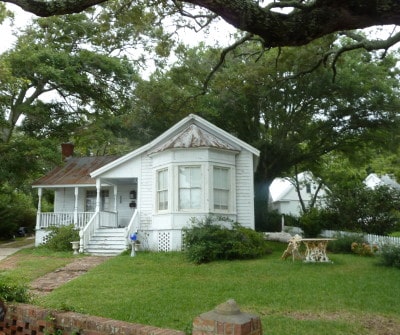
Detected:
[
  {"left": 91, "top": 114, "right": 260, "bottom": 178},
  {"left": 32, "top": 156, "right": 120, "bottom": 188},
  {"left": 269, "top": 171, "right": 320, "bottom": 202},
  {"left": 364, "top": 173, "right": 400, "bottom": 190}
]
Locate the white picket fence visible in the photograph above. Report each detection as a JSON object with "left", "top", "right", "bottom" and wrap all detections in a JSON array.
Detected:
[
  {"left": 365, "top": 234, "right": 400, "bottom": 247},
  {"left": 285, "top": 226, "right": 400, "bottom": 247}
]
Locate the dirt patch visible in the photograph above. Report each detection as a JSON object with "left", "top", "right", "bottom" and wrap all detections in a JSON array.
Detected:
[
  {"left": 285, "top": 311, "right": 400, "bottom": 335},
  {"left": 0, "top": 254, "right": 44, "bottom": 270}
]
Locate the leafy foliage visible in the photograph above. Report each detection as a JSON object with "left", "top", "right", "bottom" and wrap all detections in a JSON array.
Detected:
[
  {"left": 129, "top": 40, "right": 400, "bottom": 229},
  {"left": 327, "top": 233, "right": 365, "bottom": 254},
  {"left": 183, "top": 217, "right": 271, "bottom": 264},
  {"left": 379, "top": 244, "right": 400, "bottom": 269},
  {"left": 41, "top": 225, "right": 80, "bottom": 252},
  {"left": 0, "top": 281, "right": 30, "bottom": 302},
  {"left": 298, "top": 208, "right": 325, "bottom": 238},
  {"left": 324, "top": 183, "right": 400, "bottom": 235},
  {"left": 351, "top": 242, "right": 379, "bottom": 257},
  {"left": 0, "top": 185, "right": 36, "bottom": 239}
]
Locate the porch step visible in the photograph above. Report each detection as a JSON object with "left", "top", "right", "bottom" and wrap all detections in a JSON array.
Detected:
[{"left": 85, "top": 228, "right": 128, "bottom": 256}]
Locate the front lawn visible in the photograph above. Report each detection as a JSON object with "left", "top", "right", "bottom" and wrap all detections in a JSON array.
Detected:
[{"left": 31, "top": 243, "right": 400, "bottom": 335}]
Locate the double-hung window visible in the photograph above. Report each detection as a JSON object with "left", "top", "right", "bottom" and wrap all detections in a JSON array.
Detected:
[
  {"left": 157, "top": 169, "right": 168, "bottom": 211},
  {"left": 179, "top": 166, "right": 201, "bottom": 209},
  {"left": 213, "top": 166, "right": 230, "bottom": 211}
]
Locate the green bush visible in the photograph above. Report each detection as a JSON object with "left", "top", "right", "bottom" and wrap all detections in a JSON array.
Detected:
[
  {"left": 183, "top": 217, "right": 271, "bottom": 264},
  {"left": 41, "top": 224, "right": 80, "bottom": 252},
  {"left": 299, "top": 208, "right": 324, "bottom": 237},
  {"left": 0, "top": 281, "right": 30, "bottom": 302},
  {"left": 257, "top": 210, "right": 299, "bottom": 232},
  {"left": 379, "top": 244, "right": 400, "bottom": 269},
  {"left": 328, "top": 233, "right": 365, "bottom": 253},
  {"left": 0, "top": 186, "right": 37, "bottom": 239}
]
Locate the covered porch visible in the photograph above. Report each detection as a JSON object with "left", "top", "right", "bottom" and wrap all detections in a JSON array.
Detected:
[{"left": 34, "top": 176, "right": 138, "bottom": 230}]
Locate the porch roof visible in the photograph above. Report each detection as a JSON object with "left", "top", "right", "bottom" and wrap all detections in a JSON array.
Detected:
[{"left": 32, "top": 155, "right": 120, "bottom": 188}]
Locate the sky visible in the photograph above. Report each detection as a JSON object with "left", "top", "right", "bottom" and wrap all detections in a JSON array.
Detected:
[{"left": 0, "top": 4, "right": 34, "bottom": 53}]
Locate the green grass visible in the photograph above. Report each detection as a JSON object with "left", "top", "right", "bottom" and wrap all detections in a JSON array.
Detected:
[
  {"left": 0, "top": 236, "right": 35, "bottom": 248},
  {"left": 2, "top": 243, "right": 400, "bottom": 334},
  {"left": 0, "top": 247, "right": 76, "bottom": 285}
]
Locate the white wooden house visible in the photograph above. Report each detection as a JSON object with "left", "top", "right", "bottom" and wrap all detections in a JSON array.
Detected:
[
  {"left": 33, "top": 114, "right": 260, "bottom": 255},
  {"left": 269, "top": 171, "right": 328, "bottom": 217},
  {"left": 364, "top": 173, "right": 400, "bottom": 190}
]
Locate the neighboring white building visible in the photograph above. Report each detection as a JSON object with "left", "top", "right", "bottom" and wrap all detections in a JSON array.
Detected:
[
  {"left": 33, "top": 114, "right": 260, "bottom": 254},
  {"left": 269, "top": 171, "right": 328, "bottom": 217},
  {"left": 364, "top": 173, "right": 400, "bottom": 190}
]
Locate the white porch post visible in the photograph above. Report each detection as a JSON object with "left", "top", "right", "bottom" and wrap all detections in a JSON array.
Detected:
[
  {"left": 36, "top": 187, "right": 42, "bottom": 230},
  {"left": 96, "top": 178, "right": 101, "bottom": 212},
  {"left": 114, "top": 185, "right": 118, "bottom": 212},
  {"left": 74, "top": 187, "right": 79, "bottom": 226}
]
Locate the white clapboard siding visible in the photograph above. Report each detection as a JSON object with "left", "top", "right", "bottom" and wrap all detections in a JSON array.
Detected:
[
  {"left": 139, "top": 154, "right": 153, "bottom": 230},
  {"left": 235, "top": 151, "right": 255, "bottom": 229}
]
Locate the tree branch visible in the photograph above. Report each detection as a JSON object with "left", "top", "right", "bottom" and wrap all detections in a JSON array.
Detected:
[
  {"left": 200, "top": 33, "right": 254, "bottom": 95},
  {"left": 3, "top": 0, "right": 108, "bottom": 16}
]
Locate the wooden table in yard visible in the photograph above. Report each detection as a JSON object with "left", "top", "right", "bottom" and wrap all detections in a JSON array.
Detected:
[{"left": 301, "top": 238, "right": 335, "bottom": 263}]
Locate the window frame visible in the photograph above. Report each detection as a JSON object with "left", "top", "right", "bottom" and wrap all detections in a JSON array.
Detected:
[
  {"left": 156, "top": 168, "right": 169, "bottom": 212},
  {"left": 178, "top": 165, "right": 203, "bottom": 211},
  {"left": 212, "top": 166, "right": 231, "bottom": 212}
]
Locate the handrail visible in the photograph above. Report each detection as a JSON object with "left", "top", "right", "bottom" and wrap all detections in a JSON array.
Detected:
[
  {"left": 125, "top": 210, "right": 139, "bottom": 248},
  {"left": 79, "top": 212, "right": 99, "bottom": 253}
]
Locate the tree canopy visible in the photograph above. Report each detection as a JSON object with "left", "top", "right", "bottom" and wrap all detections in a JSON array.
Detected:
[
  {"left": 3, "top": 0, "right": 400, "bottom": 54},
  {"left": 124, "top": 38, "right": 400, "bottom": 228}
]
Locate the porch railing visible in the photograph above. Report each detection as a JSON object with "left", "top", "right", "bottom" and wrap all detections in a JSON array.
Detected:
[{"left": 37, "top": 212, "right": 95, "bottom": 229}]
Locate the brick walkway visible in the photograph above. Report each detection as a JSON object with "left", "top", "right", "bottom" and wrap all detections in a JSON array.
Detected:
[
  {"left": 0, "top": 253, "right": 109, "bottom": 296},
  {"left": 29, "top": 256, "right": 110, "bottom": 296}
]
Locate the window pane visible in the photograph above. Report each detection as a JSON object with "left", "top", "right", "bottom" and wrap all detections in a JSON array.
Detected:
[
  {"left": 191, "top": 167, "right": 201, "bottom": 187},
  {"left": 157, "top": 169, "right": 168, "bottom": 210},
  {"left": 191, "top": 189, "right": 201, "bottom": 208},
  {"left": 179, "top": 189, "right": 191, "bottom": 209},
  {"left": 179, "top": 167, "right": 191, "bottom": 187},
  {"left": 86, "top": 191, "right": 96, "bottom": 212},
  {"left": 213, "top": 167, "right": 230, "bottom": 210},
  {"left": 179, "top": 166, "right": 201, "bottom": 210}
]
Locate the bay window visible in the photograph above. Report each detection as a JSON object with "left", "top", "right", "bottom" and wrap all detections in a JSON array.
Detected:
[{"left": 179, "top": 166, "right": 201, "bottom": 209}]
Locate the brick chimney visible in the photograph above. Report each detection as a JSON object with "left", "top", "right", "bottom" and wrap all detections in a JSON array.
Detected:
[{"left": 61, "top": 143, "right": 74, "bottom": 161}]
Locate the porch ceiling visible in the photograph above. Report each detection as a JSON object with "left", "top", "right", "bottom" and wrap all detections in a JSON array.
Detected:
[{"left": 101, "top": 177, "right": 137, "bottom": 186}]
